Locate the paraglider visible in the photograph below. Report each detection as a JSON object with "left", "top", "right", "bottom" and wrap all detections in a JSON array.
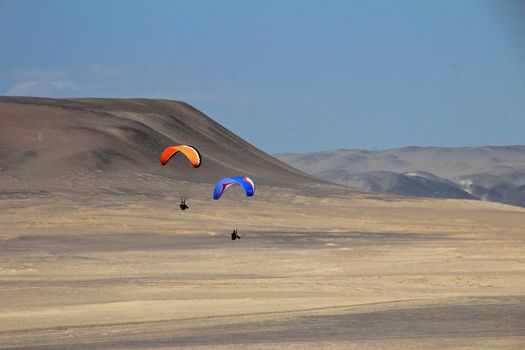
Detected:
[
  {"left": 213, "top": 176, "right": 255, "bottom": 240},
  {"left": 213, "top": 176, "right": 255, "bottom": 200},
  {"left": 160, "top": 145, "right": 201, "bottom": 210},
  {"left": 160, "top": 145, "right": 201, "bottom": 168}
]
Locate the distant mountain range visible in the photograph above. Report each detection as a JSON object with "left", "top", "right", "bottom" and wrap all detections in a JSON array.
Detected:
[{"left": 276, "top": 147, "right": 525, "bottom": 207}]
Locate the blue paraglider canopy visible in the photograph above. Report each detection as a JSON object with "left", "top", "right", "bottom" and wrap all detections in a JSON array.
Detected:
[{"left": 213, "top": 176, "right": 255, "bottom": 200}]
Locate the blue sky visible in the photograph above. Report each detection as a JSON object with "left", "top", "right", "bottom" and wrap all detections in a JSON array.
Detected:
[{"left": 1, "top": 0, "right": 524, "bottom": 153}]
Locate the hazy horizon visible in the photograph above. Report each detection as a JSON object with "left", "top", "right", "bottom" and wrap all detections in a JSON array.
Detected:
[{"left": 275, "top": 144, "right": 525, "bottom": 154}]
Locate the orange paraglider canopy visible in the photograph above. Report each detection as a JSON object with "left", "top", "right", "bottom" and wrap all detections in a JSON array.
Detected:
[{"left": 160, "top": 145, "right": 201, "bottom": 168}]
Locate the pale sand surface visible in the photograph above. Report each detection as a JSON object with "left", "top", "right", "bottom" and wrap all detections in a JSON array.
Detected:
[
  {"left": 2, "top": 97, "right": 524, "bottom": 349},
  {"left": 1, "top": 183, "right": 524, "bottom": 349}
]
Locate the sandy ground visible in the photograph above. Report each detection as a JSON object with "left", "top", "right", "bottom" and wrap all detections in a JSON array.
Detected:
[
  {"left": 2, "top": 97, "right": 524, "bottom": 349},
  {"left": 1, "top": 182, "right": 525, "bottom": 349}
]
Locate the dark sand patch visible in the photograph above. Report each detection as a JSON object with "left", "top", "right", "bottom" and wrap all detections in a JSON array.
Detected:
[{"left": 2, "top": 297, "right": 524, "bottom": 349}]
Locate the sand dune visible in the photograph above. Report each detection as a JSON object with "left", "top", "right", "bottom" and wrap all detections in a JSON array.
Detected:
[
  {"left": 1, "top": 98, "right": 524, "bottom": 349},
  {"left": 0, "top": 97, "right": 315, "bottom": 187}
]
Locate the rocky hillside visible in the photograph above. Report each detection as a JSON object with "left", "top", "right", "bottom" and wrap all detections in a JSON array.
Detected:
[{"left": 276, "top": 147, "right": 525, "bottom": 207}]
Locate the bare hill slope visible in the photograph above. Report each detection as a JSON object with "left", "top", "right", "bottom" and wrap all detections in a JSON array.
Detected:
[{"left": 0, "top": 97, "right": 319, "bottom": 191}]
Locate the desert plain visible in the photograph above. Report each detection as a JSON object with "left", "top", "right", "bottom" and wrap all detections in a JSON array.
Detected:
[{"left": 1, "top": 98, "right": 524, "bottom": 349}]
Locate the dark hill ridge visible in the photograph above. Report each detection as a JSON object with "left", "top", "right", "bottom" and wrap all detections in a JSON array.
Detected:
[
  {"left": 0, "top": 97, "right": 316, "bottom": 190},
  {"left": 316, "top": 170, "right": 476, "bottom": 200}
]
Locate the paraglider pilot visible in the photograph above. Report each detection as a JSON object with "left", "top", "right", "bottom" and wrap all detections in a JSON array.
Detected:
[
  {"left": 180, "top": 198, "right": 189, "bottom": 211},
  {"left": 231, "top": 229, "right": 241, "bottom": 240}
]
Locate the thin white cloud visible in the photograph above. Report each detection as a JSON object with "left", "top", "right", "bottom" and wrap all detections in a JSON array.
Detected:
[
  {"left": 48, "top": 80, "right": 79, "bottom": 91},
  {"left": 5, "top": 81, "right": 40, "bottom": 96},
  {"left": 4, "top": 65, "right": 256, "bottom": 104},
  {"left": 5, "top": 67, "right": 78, "bottom": 96},
  {"left": 4, "top": 80, "right": 80, "bottom": 97}
]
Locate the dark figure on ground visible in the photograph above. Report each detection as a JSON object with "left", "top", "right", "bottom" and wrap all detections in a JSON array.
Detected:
[
  {"left": 231, "top": 229, "right": 241, "bottom": 240},
  {"left": 180, "top": 198, "right": 189, "bottom": 211}
]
